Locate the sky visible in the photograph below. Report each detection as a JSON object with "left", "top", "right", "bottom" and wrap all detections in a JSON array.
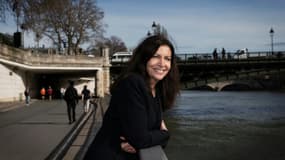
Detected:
[{"left": 1, "top": 0, "right": 285, "bottom": 53}]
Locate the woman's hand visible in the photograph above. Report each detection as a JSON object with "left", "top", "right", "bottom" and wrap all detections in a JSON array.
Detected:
[
  {"left": 120, "top": 136, "right": 137, "bottom": 154},
  {"left": 160, "top": 120, "right": 168, "bottom": 131}
]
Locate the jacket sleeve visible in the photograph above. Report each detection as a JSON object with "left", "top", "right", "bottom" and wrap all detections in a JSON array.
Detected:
[{"left": 115, "top": 75, "right": 170, "bottom": 149}]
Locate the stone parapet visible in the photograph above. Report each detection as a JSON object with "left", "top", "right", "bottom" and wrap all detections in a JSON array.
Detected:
[{"left": 0, "top": 44, "right": 105, "bottom": 68}]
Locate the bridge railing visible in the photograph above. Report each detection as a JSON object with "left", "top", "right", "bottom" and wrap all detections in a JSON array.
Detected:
[
  {"left": 176, "top": 51, "right": 284, "bottom": 60},
  {"left": 110, "top": 51, "right": 285, "bottom": 65}
]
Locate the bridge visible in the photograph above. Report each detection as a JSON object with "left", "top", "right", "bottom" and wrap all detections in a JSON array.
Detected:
[{"left": 111, "top": 51, "right": 285, "bottom": 91}]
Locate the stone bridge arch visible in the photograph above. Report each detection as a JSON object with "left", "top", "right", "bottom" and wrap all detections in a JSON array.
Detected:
[{"left": 207, "top": 80, "right": 260, "bottom": 91}]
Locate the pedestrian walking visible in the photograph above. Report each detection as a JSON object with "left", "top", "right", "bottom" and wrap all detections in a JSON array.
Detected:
[
  {"left": 40, "top": 87, "right": 46, "bottom": 100},
  {"left": 24, "top": 88, "right": 30, "bottom": 106},
  {"left": 81, "top": 85, "right": 91, "bottom": 113},
  {"left": 60, "top": 87, "right": 65, "bottom": 99},
  {"left": 47, "top": 86, "right": 53, "bottom": 100},
  {"left": 64, "top": 80, "right": 78, "bottom": 124}
]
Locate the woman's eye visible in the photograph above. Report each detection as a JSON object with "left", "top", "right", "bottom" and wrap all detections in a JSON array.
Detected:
[
  {"left": 165, "top": 57, "right": 171, "bottom": 61},
  {"left": 153, "top": 54, "right": 160, "bottom": 58}
]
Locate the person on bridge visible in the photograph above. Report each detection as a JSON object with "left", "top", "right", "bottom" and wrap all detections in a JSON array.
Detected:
[
  {"left": 221, "top": 48, "right": 226, "bottom": 59},
  {"left": 81, "top": 85, "right": 91, "bottom": 113},
  {"left": 64, "top": 80, "right": 79, "bottom": 124},
  {"left": 84, "top": 34, "right": 180, "bottom": 160},
  {"left": 212, "top": 48, "right": 218, "bottom": 60}
]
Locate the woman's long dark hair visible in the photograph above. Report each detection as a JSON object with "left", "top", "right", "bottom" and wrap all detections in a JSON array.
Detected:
[{"left": 112, "top": 35, "right": 180, "bottom": 110}]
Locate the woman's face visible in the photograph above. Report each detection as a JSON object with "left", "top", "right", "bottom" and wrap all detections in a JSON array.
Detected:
[{"left": 146, "top": 45, "right": 172, "bottom": 87}]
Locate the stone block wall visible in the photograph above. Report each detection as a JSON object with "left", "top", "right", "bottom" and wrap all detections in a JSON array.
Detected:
[{"left": 0, "top": 64, "right": 26, "bottom": 102}]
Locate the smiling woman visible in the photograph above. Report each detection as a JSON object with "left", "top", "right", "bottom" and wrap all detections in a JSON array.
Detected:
[
  {"left": 146, "top": 45, "right": 172, "bottom": 95},
  {"left": 84, "top": 35, "right": 180, "bottom": 160}
]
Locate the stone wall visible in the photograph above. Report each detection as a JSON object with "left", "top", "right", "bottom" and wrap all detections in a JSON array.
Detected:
[{"left": 0, "top": 64, "right": 26, "bottom": 102}]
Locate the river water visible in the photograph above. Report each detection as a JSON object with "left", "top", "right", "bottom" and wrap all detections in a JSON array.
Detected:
[{"left": 164, "top": 90, "right": 285, "bottom": 160}]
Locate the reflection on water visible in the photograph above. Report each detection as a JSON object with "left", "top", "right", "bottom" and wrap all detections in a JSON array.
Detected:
[
  {"left": 164, "top": 91, "right": 285, "bottom": 160},
  {"left": 165, "top": 91, "right": 285, "bottom": 122}
]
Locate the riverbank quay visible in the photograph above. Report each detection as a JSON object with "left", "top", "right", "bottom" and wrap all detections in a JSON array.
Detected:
[{"left": 0, "top": 99, "right": 85, "bottom": 160}]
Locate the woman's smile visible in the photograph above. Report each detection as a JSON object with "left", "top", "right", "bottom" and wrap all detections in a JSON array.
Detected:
[{"left": 147, "top": 45, "right": 172, "bottom": 87}]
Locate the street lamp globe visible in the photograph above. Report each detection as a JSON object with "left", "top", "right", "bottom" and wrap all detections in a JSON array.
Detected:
[
  {"left": 152, "top": 21, "right": 157, "bottom": 34},
  {"left": 152, "top": 21, "right": 157, "bottom": 29},
  {"left": 269, "top": 28, "right": 274, "bottom": 36}
]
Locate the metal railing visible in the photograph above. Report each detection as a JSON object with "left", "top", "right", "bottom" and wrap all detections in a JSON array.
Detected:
[
  {"left": 110, "top": 51, "right": 285, "bottom": 65},
  {"left": 139, "top": 145, "right": 168, "bottom": 160},
  {"left": 175, "top": 51, "right": 284, "bottom": 60}
]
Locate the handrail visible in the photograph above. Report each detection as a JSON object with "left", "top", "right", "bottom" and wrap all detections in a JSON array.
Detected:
[
  {"left": 139, "top": 145, "right": 168, "bottom": 160},
  {"left": 46, "top": 108, "right": 94, "bottom": 160}
]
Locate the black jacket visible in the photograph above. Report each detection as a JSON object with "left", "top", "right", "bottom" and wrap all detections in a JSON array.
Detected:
[
  {"left": 64, "top": 87, "right": 78, "bottom": 101},
  {"left": 84, "top": 74, "right": 169, "bottom": 160}
]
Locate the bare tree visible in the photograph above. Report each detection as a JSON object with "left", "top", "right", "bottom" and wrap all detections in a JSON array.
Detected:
[
  {"left": 0, "top": 0, "right": 10, "bottom": 23},
  {"left": 105, "top": 36, "right": 128, "bottom": 55},
  {"left": 13, "top": 0, "right": 104, "bottom": 54},
  {"left": 0, "top": 0, "right": 22, "bottom": 25},
  {"left": 68, "top": 0, "right": 104, "bottom": 54},
  {"left": 89, "top": 35, "right": 127, "bottom": 56}
]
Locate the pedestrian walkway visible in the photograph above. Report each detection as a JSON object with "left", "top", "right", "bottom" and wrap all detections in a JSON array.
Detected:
[
  {"left": 62, "top": 96, "right": 110, "bottom": 160},
  {"left": 0, "top": 100, "right": 27, "bottom": 112},
  {"left": 0, "top": 99, "right": 85, "bottom": 160}
]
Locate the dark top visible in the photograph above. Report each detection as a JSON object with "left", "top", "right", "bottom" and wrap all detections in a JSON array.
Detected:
[
  {"left": 64, "top": 86, "right": 78, "bottom": 103},
  {"left": 81, "top": 89, "right": 91, "bottom": 100},
  {"left": 47, "top": 88, "right": 53, "bottom": 95},
  {"left": 24, "top": 90, "right": 29, "bottom": 97},
  {"left": 84, "top": 74, "right": 170, "bottom": 160}
]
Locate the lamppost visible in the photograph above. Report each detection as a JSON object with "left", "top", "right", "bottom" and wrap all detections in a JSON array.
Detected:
[
  {"left": 269, "top": 27, "right": 274, "bottom": 55},
  {"left": 35, "top": 32, "right": 40, "bottom": 53},
  {"left": 152, "top": 21, "right": 158, "bottom": 35},
  {"left": 148, "top": 21, "right": 167, "bottom": 36}
]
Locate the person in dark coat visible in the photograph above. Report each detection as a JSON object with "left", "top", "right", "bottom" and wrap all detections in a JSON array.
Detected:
[
  {"left": 84, "top": 34, "right": 180, "bottom": 160},
  {"left": 81, "top": 85, "right": 91, "bottom": 113},
  {"left": 24, "top": 87, "right": 30, "bottom": 106},
  {"left": 64, "top": 80, "right": 78, "bottom": 124}
]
